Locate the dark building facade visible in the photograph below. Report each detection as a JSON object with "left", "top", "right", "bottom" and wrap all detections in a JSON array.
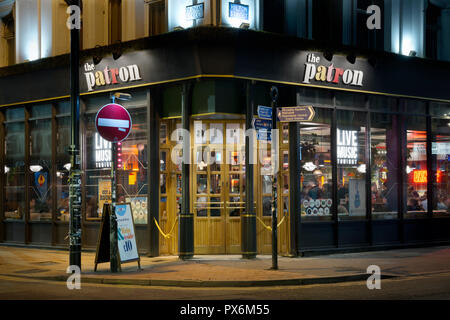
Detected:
[{"left": 0, "top": 26, "right": 449, "bottom": 256}]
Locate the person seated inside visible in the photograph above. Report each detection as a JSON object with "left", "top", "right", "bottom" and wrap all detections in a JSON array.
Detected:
[{"left": 407, "top": 198, "right": 424, "bottom": 212}]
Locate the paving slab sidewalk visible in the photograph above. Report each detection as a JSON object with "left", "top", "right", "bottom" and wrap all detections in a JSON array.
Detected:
[{"left": 1, "top": 245, "right": 450, "bottom": 287}]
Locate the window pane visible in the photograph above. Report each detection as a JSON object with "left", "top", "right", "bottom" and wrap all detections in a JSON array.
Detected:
[
  {"left": 29, "top": 118, "right": 52, "bottom": 221},
  {"left": 56, "top": 117, "right": 70, "bottom": 221},
  {"left": 432, "top": 118, "right": 450, "bottom": 217},
  {"left": 337, "top": 110, "right": 367, "bottom": 221},
  {"left": 370, "top": 113, "right": 399, "bottom": 220},
  {"left": 4, "top": 121, "right": 25, "bottom": 220},
  {"left": 84, "top": 114, "right": 112, "bottom": 220},
  {"left": 5, "top": 107, "right": 24, "bottom": 121},
  {"left": 301, "top": 108, "right": 333, "bottom": 222},
  {"left": 30, "top": 104, "right": 52, "bottom": 118},
  {"left": 369, "top": 95, "right": 397, "bottom": 112},
  {"left": 405, "top": 116, "right": 427, "bottom": 218},
  {"left": 116, "top": 107, "right": 148, "bottom": 224},
  {"left": 262, "top": 196, "right": 272, "bottom": 216}
]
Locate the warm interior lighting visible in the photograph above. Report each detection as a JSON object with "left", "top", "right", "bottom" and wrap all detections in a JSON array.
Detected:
[{"left": 30, "top": 165, "right": 43, "bottom": 173}]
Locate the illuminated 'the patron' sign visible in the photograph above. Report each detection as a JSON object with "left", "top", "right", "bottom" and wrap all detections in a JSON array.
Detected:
[{"left": 337, "top": 129, "right": 358, "bottom": 165}]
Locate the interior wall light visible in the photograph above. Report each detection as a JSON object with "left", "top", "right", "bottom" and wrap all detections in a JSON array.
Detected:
[{"left": 30, "top": 165, "right": 43, "bottom": 173}]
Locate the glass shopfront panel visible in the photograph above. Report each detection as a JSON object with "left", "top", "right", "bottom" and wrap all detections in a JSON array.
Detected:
[
  {"left": 370, "top": 112, "right": 399, "bottom": 219},
  {"left": 117, "top": 107, "right": 148, "bottom": 225},
  {"left": 405, "top": 116, "right": 428, "bottom": 219},
  {"left": 300, "top": 108, "right": 333, "bottom": 222},
  {"left": 337, "top": 110, "right": 367, "bottom": 221},
  {"left": 83, "top": 91, "right": 148, "bottom": 223},
  {"left": 56, "top": 101, "right": 71, "bottom": 221},
  {"left": 29, "top": 105, "right": 52, "bottom": 221},
  {"left": 431, "top": 117, "right": 450, "bottom": 217},
  {"left": 4, "top": 108, "right": 25, "bottom": 221}
]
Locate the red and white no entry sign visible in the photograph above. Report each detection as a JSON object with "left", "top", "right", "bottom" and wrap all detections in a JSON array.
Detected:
[{"left": 95, "top": 103, "right": 132, "bottom": 142}]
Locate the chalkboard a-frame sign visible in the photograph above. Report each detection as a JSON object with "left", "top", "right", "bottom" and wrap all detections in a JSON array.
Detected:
[{"left": 94, "top": 203, "right": 141, "bottom": 271}]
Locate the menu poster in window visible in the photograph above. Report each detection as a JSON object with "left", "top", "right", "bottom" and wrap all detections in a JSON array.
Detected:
[
  {"left": 126, "top": 196, "right": 147, "bottom": 224},
  {"left": 349, "top": 179, "right": 366, "bottom": 216},
  {"left": 116, "top": 203, "right": 139, "bottom": 263},
  {"left": 98, "top": 179, "right": 111, "bottom": 218}
]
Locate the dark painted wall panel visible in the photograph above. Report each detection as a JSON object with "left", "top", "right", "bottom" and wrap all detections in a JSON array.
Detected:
[
  {"left": 338, "top": 221, "right": 369, "bottom": 247},
  {"left": 372, "top": 220, "right": 401, "bottom": 245},
  {"left": 29, "top": 223, "right": 52, "bottom": 244},
  {"left": 4, "top": 222, "right": 25, "bottom": 243},
  {"left": 299, "top": 223, "right": 335, "bottom": 248}
]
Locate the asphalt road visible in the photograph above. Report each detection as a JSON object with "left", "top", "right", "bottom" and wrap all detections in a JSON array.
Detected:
[{"left": 1, "top": 271, "right": 450, "bottom": 300}]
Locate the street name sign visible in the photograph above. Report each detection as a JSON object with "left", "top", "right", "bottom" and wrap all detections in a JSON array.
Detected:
[
  {"left": 277, "top": 106, "right": 316, "bottom": 122},
  {"left": 253, "top": 118, "right": 272, "bottom": 141},
  {"left": 257, "top": 105, "right": 273, "bottom": 120}
]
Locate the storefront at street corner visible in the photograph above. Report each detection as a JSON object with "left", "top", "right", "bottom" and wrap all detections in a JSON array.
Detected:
[{"left": 0, "top": 27, "right": 449, "bottom": 257}]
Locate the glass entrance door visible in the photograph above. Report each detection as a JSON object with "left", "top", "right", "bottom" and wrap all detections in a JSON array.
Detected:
[{"left": 193, "top": 121, "right": 245, "bottom": 254}]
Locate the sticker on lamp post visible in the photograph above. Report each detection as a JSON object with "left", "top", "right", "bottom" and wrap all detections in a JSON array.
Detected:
[{"left": 95, "top": 103, "right": 132, "bottom": 143}]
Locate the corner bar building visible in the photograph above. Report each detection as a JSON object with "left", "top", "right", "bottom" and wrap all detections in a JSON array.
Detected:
[{"left": 1, "top": 25, "right": 450, "bottom": 256}]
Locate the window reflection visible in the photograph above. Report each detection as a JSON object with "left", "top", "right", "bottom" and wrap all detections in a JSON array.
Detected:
[
  {"left": 405, "top": 116, "right": 428, "bottom": 218},
  {"left": 370, "top": 113, "right": 399, "bottom": 219},
  {"left": 337, "top": 110, "right": 366, "bottom": 221},
  {"left": 29, "top": 106, "right": 52, "bottom": 221},
  {"left": 4, "top": 108, "right": 25, "bottom": 220},
  {"left": 432, "top": 117, "right": 450, "bottom": 216},
  {"left": 300, "top": 108, "right": 333, "bottom": 221}
]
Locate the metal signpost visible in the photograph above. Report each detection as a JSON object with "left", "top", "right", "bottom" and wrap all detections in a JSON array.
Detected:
[
  {"left": 68, "top": 0, "right": 82, "bottom": 270},
  {"left": 95, "top": 96, "right": 132, "bottom": 272},
  {"left": 270, "top": 87, "right": 279, "bottom": 270}
]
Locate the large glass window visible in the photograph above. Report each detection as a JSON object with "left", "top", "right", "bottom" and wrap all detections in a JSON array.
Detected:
[
  {"left": 337, "top": 110, "right": 367, "bottom": 220},
  {"left": 431, "top": 117, "right": 450, "bottom": 217},
  {"left": 405, "top": 116, "right": 427, "bottom": 219},
  {"left": 4, "top": 108, "right": 25, "bottom": 220},
  {"left": 56, "top": 102, "right": 71, "bottom": 222},
  {"left": 29, "top": 105, "right": 52, "bottom": 221},
  {"left": 300, "top": 108, "right": 333, "bottom": 222},
  {"left": 83, "top": 92, "right": 148, "bottom": 223},
  {"left": 117, "top": 107, "right": 148, "bottom": 224},
  {"left": 370, "top": 112, "right": 399, "bottom": 219}
]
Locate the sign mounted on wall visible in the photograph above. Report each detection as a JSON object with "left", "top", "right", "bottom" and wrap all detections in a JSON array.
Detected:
[
  {"left": 303, "top": 53, "right": 364, "bottom": 87},
  {"left": 84, "top": 62, "right": 142, "bottom": 92},
  {"left": 229, "top": 2, "right": 249, "bottom": 20},
  {"left": 186, "top": 3, "right": 204, "bottom": 20},
  {"left": 95, "top": 103, "right": 132, "bottom": 143}
]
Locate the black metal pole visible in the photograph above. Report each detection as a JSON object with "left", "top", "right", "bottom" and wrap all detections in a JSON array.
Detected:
[
  {"left": 271, "top": 86, "right": 279, "bottom": 270},
  {"left": 242, "top": 81, "right": 257, "bottom": 259},
  {"left": 68, "top": 0, "right": 82, "bottom": 270},
  {"left": 110, "top": 141, "right": 119, "bottom": 272},
  {"left": 179, "top": 82, "right": 193, "bottom": 260}
]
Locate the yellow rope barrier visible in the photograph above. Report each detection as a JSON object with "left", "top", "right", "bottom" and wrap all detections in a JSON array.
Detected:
[
  {"left": 154, "top": 216, "right": 179, "bottom": 239},
  {"left": 255, "top": 215, "right": 286, "bottom": 232},
  {"left": 256, "top": 215, "right": 273, "bottom": 231}
]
